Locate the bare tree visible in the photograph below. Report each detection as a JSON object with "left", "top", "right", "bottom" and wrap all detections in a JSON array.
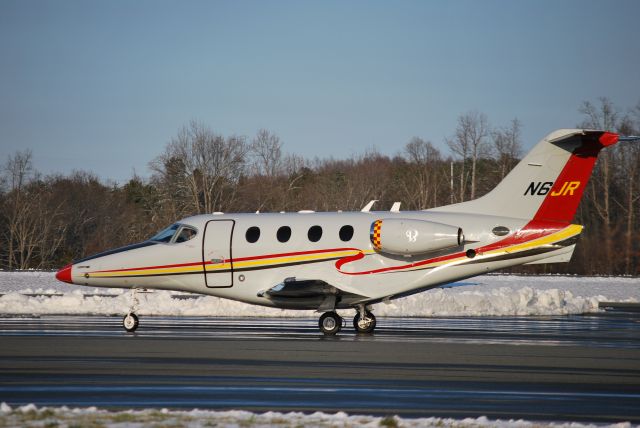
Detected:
[
  {"left": 492, "top": 118, "right": 522, "bottom": 179},
  {"left": 446, "top": 111, "right": 490, "bottom": 201},
  {"left": 616, "top": 103, "right": 640, "bottom": 274},
  {"left": 252, "top": 129, "right": 283, "bottom": 178},
  {"left": 579, "top": 97, "right": 619, "bottom": 131},
  {"left": 578, "top": 97, "right": 620, "bottom": 269},
  {"left": 400, "top": 137, "right": 443, "bottom": 209},
  {"left": 248, "top": 129, "right": 284, "bottom": 211},
  {"left": 0, "top": 151, "right": 67, "bottom": 269},
  {"left": 238, "top": 130, "right": 309, "bottom": 212},
  {"left": 150, "top": 121, "right": 249, "bottom": 214},
  {"left": 2, "top": 151, "right": 34, "bottom": 269}
]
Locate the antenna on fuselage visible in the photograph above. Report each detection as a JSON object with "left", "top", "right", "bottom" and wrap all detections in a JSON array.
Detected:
[
  {"left": 390, "top": 202, "right": 401, "bottom": 213},
  {"left": 619, "top": 135, "right": 640, "bottom": 143}
]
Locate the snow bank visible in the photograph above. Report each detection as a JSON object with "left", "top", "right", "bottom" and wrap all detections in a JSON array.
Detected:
[
  {"left": 0, "top": 271, "right": 637, "bottom": 317},
  {"left": 0, "top": 402, "right": 633, "bottom": 428}
]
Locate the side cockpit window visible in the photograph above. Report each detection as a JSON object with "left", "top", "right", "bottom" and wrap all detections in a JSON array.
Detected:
[
  {"left": 150, "top": 223, "right": 197, "bottom": 244},
  {"left": 175, "top": 226, "right": 197, "bottom": 243}
]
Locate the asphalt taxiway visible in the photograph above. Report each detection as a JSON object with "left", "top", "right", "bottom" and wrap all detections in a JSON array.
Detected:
[{"left": 0, "top": 314, "right": 639, "bottom": 422}]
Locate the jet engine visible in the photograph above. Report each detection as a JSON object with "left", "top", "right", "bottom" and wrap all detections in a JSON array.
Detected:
[{"left": 370, "top": 218, "right": 464, "bottom": 256}]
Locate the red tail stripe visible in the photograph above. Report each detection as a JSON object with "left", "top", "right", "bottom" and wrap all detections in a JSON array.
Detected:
[{"left": 532, "top": 132, "right": 619, "bottom": 223}]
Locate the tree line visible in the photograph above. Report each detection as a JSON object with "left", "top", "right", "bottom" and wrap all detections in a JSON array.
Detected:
[{"left": 1, "top": 98, "right": 638, "bottom": 275}]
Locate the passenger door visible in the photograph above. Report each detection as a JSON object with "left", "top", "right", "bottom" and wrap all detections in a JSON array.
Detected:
[{"left": 202, "top": 220, "right": 235, "bottom": 288}]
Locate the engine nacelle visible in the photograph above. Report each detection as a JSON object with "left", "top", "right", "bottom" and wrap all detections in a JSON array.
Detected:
[{"left": 370, "top": 218, "right": 464, "bottom": 256}]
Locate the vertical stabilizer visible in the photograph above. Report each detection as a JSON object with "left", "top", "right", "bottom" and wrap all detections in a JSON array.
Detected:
[{"left": 433, "top": 129, "right": 619, "bottom": 223}]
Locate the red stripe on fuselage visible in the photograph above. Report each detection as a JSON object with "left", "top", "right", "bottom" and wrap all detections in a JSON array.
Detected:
[
  {"left": 92, "top": 260, "right": 206, "bottom": 274},
  {"left": 231, "top": 247, "right": 361, "bottom": 262},
  {"left": 337, "top": 221, "right": 567, "bottom": 275},
  {"left": 89, "top": 247, "right": 362, "bottom": 274}
]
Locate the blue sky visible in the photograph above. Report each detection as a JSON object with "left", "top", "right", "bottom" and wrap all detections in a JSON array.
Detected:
[{"left": 1, "top": 0, "right": 639, "bottom": 183}]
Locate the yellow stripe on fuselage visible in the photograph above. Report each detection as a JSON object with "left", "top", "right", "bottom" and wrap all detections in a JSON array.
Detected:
[
  {"left": 400, "top": 224, "right": 582, "bottom": 272},
  {"left": 483, "top": 224, "right": 582, "bottom": 256},
  {"left": 90, "top": 264, "right": 204, "bottom": 278},
  {"left": 205, "top": 249, "right": 366, "bottom": 271},
  {"left": 90, "top": 249, "right": 368, "bottom": 277}
]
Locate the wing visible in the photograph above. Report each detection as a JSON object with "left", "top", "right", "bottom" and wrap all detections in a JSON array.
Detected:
[{"left": 257, "top": 277, "right": 368, "bottom": 311}]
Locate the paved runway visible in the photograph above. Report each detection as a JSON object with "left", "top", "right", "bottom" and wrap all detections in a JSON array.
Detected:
[{"left": 1, "top": 314, "right": 639, "bottom": 423}]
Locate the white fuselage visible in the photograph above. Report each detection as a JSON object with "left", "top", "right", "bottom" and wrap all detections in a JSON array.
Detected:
[{"left": 65, "top": 209, "right": 577, "bottom": 309}]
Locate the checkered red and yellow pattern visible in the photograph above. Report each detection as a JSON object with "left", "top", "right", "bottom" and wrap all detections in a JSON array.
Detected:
[{"left": 370, "top": 220, "right": 382, "bottom": 250}]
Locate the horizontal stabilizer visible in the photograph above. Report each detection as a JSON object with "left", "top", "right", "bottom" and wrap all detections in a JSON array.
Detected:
[{"left": 524, "top": 244, "right": 576, "bottom": 265}]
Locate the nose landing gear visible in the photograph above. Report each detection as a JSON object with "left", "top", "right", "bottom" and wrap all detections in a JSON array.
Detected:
[
  {"left": 123, "top": 312, "right": 139, "bottom": 332},
  {"left": 122, "top": 288, "right": 141, "bottom": 333}
]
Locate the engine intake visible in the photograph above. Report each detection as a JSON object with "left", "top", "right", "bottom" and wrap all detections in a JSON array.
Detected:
[{"left": 370, "top": 218, "right": 464, "bottom": 256}]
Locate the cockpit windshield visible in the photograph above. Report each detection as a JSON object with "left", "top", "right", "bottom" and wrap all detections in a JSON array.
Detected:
[{"left": 150, "top": 223, "right": 197, "bottom": 243}]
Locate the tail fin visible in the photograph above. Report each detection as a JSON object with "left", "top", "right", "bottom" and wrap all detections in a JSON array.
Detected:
[{"left": 435, "top": 129, "right": 619, "bottom": 223}]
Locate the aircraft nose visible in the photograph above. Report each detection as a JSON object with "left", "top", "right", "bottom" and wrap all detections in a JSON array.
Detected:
[{"left": 55, "top": 264, "right": 73, "bottom": 284}]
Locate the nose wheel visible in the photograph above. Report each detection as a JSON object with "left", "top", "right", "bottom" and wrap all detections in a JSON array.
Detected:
[
  {"left": 123, "top": 288, "right": 141, "bottom": 332},
  {"left": 318, "top": 311, "right": 342, "bottom": 335},
  {"left": 123, "top": 313, "right": 139, "bottom": 332}
]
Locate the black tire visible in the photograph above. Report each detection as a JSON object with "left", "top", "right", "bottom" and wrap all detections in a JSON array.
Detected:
[
  {"left": 123, "top": 313, "right": 139, "bottom": 332},
  {"left": 353, "top": 310, "right": 376, "bottom": 334},
  {"left": 319, "top": 311, "right": 342, "bottom": 335}
]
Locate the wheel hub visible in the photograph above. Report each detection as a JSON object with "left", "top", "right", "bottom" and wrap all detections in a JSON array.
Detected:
[
  {"left": 323, "top": 317, "right": 336, "bottom": 330},
  {"left": 124, "top": 315, "right": 135, "bottom": 329},
  {"left": 357, "top": 317, "right": 372, "bottom": 329}
]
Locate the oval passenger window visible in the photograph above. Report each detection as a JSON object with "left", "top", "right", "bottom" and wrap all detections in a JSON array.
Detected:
[
  {"left": 245, "top": 226, "right": 261, "bottom": 243},
  {"left": 277, "top": 226, "right": 292, "bottom": 243},
  {"left": 308, "top": 225, "right": 323, "bottom": 242},
  {"left": 339, "top": 225, "right": 354, "bottom": 242}
]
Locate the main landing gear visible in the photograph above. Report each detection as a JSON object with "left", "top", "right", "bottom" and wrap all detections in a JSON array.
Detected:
[
  {"left": 318, "top": 306, "right": 377, "bottom": 335},
  {"left": 353, "top": 306, "right": 376, "bottom": 334},
  {"left": 319, "top": 311, "right": 342, "bottom": 335}
]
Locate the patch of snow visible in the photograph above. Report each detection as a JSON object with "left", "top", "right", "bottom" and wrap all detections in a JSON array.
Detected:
[
  {"left": 0, "top": 272, "right": 637, "bottom": 317},
  {"left": 0, "top": 404, "right": 633, "bottom": 427},
  {"left": 17, "top": 403, "right": 37, "bottom": 413}
]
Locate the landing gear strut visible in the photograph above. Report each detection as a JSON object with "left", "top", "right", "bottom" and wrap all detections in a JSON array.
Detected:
[
  {"left": 319, "top": 311, "right": 342, "bottom": 335},
  {"left": 123, "top": 288, "right": 141, "bottom": 332},
  {"left": 353, "top": 305, "right": 376, "bottom": 334}
]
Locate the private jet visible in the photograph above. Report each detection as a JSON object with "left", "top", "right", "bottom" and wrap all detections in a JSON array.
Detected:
[{"left": 55, "top": 129, "right": 634, "bottom": 335}]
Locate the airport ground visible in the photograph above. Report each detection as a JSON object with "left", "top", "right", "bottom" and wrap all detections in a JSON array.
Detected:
[{"left": 0, "top": 314, "right": 639, "bottom": 423}]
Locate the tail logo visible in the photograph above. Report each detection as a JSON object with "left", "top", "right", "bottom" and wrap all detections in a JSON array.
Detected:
[
  {"left": 551, "top": 181, "right": 580, "bottom": 197},
  {"left": 525, "top": 181, "right": 581, "bottom": 196}
]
